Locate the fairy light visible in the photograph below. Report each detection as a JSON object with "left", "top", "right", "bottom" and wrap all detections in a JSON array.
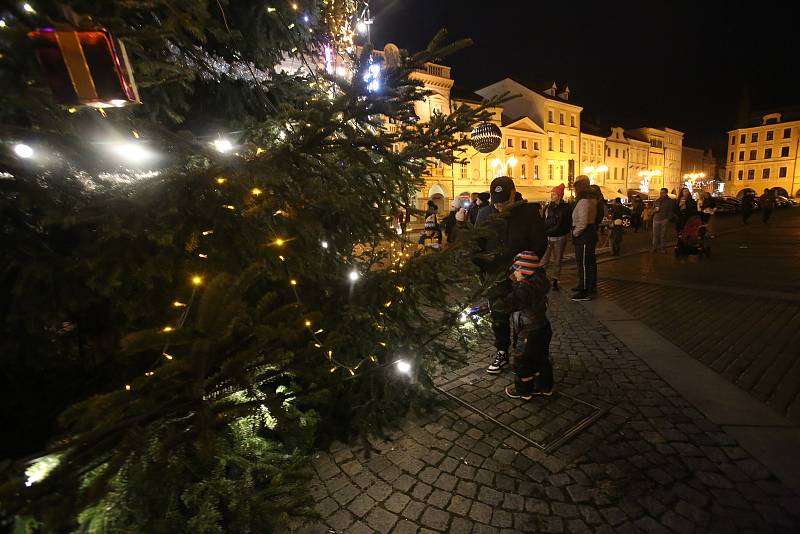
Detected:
[
  {"left": 329, "top": 367, "right": 336, "bottom": 373},
  {"left": 396, "top": 286, "right": 404, "bottom": 292},
  {"left": 173, "top": 301, "right": 186, "bottom": 307},
  {"left": 304, "top": 320, "right": 312, "bottom": 327},
  {"left": 162, "top": 326, "right": 174, "bottom": 333},
  {"left": 290, "top": 279, "right": 297, "bottom": 286},
  {"left": 321, "top": 241, "right": 329, "bottom": 249},
  {"left": 291, "top": 2, "right": 298, "bottom": 9},
  {"left": 202, "top": 230, "right": 214, "bottom": 235},
  {"left": 348, "top": 270, "right": 360, "bottom": 282},
  {"left": 274, "top": 210, "right": 286, "bottom": 216},
  {"left": 384, "top": 301, "right": 392, "bottom": 308},
  {"left": 125, "top": 384, "right": 131, "bottom": 391},
  {"left": 163, "top": 352, "right": 174, "bottom": 360},
  {"left": 23, "top": 3, "right": 36, "bottom": 14},
  {"left": 348, "top": 368, "right": 355, "bottom": 376},
  {"left": 198, "top": 253, "right": 208, "bottom": 259},
  {"left": 274, "top": 238, "right": 285, "bottom": 246},
  {"left": 396, "top": 360, "right": 411, "bottom": 374},
  {"left": 216, "top": 177, "right": 227, "bottom": 184},
  {"left": 192, "top": 276, "right": 203, "bottom": 286},
  {"left": 278, "top": 255, "right": 286, "bottom": 261},
  {"left": 145, "top": 371, "right": 154, "bottom": 377},
  {"left": 314, "top": 329, "right": 324, "bottom": 334},
  {"left": 222, "top": 205, "right": 235, "bottom": 210},
  {"left": 251, "top": 188, "right": 263, "bottom": 196}
]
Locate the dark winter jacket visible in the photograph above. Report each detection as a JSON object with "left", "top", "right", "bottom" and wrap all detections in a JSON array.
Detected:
[
  {"left": 491, "top": 268, "right": 550, "bottom": 330},
  {"left": 609, "top": 203, "right": 626, "bottom": 221},
  {"left": 674, "top": 197, "right": 698, "bottom": 218},
  {"left": 544, "top": 200, "right": 572, "bottom": 238},
  {"left": 474, "top": 201, "right": 548, "bottom": 276},
  {"left": 595, "top": 197, "right": 607, "bottom": 226},
  {"left": 467, "top": 203, "right": 481, "bottom": 225},
  {"left": 742, "top": 194, "right": 755, "bottom": 211}
]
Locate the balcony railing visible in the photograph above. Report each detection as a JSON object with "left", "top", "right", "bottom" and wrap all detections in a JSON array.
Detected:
[{"left": 413, "top": 63, "right": 451, "bottom": 79}]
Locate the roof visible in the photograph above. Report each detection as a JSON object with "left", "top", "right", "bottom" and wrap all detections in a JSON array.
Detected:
[
  {"left": 509, "top": 78, "right": 577, "bottom": 105},
  {"left": 624, "top": 130, "right": 649, "bottom": 143},
  {"left": 450, "top": 86, "right": 484, "bottom": 104},
  {"left": 580, "top": 121, "right": 607, "bottom": 137}
]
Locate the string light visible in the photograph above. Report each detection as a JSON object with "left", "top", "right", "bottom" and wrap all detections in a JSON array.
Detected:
[
  {"left": 162, "top": 326, "right": 174, "bottom": 333},
  {"left": 23, "top": 3, "right": 36, "bottom": 14},
  {"left": 396, "top": 360, "right": 411, "bottom": 374},
  {"left": 251, "top": 188, "right": 263, "bottom": 196},
  {"left": 202, "top": 230, "right": 214, "bottom": 235},
  {"left": 173, "top": 301, "right": 187, "bottom": 307},
  {"left": 222, "top": 205, "right": 235, "bottom": 210},
  {"left": 274, "top": 210, "right": 286, "bottom": 216},
  {"left": 162, "top": 352, "right": 174, "bottom": 360},
  {"left": 384, "top": 301, "right": 392, "bottom": 308},
  {"left": 304, "top": 320, "right": 312, "bottom": 327},
  {"left": 213, "top": 138, "right": 234, "bottom": 153},
  {"left": 274, "top": 238, "right": 285, "bottom": 246},
  {"left": 314, "top": 329, "right": 324, "bottom": 334},
  {"left": 125, "top": 384, "right": 131, "bottom": 391},
  {"left": 329, "top": 367, "right": 337, "bottom": 373},
  {"left": 192, "top": 276, "right": 203, "bottom": 286},
  {"left": 291, "top": 2, "right": 298, "bottom": 9},
  {"left": 198, "top": 253, "right": 208, "bottom": 259},
  {"left": 396, "top": 286, "right": 405, "bottom": 292},
  {"left": 216, "top": 177, "right": 227, "bottom": 184},
  {"left": 348, "top": 270, "right": 360, "bottom": 282},
  {"left": 290, "top": 279, "right": 297, "bottom": 286},
  {"left": 145, "top": 371, "right": 154, "bottom": 377},
  {"left": 278, "top": 255, "right": 286, "bottom": 261},
  {"left": 348, "top": 368, "right": 355, "bottom": 376},
  {"left": 321, "top": 240, "right": 329, "bottom": 249}
]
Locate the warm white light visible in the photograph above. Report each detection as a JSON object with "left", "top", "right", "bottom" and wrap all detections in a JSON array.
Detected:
[
  {"left": 356, "top": 20, "right": 367, "bottom": 33},
  {"left": 348, "top": 270, "right": 360, "bottom": 282},
  {"left": 396, "top": 360, "right": 411, "bottom": 374},
  {"left": 458, "top": 313, "right": 469, "bottom": 324},
  {"left": 321, "top": 240, "right": 329, "bottom": 249},
  {"left": 23, "top": 3, "right": 36, "bottom": 14},
  {"left": 113, "top": 142, "right": 153, "bottom": 164},
  {"left": 110, "top": 99, "right": 127, "bottom": 107},
  {"left": 213, "top": 138, "right": 233, "bottom": 153},
  {"left": 0, "top": 19, "right": 7, "bottom": 28},
  {"left": 582, "top": 166, "right": 595, "bottom": 174},
  {"left": 14, "top": 143, "right": 33, "bottom": 158},
  {"left": 507, "top": 156, "right": 517, "bottom": 168},
  {"left": 491, "top": 158, "right": 502, "bottom": 168},
  {"left": 597, "top": 165, "right": 608, "bottom": 173}
]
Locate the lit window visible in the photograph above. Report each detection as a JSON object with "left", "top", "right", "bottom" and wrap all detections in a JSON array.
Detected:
[
  {"left": 570, "top": 115, "right": 575, "bottom": 127},
  {"left": 534, "top": 164, "right": 539, "bottom": 179},
  {"left": 534, "top": 141, "right": 539, "bottom": 150},
  {"left": 559, "top": 139, "right": 564, "bottom": 152},
  {"left": 570, "top": 140, "right": 575, "bottom": 154},
  {"left": 521, "top": 163, "right": 527, "bottom": 178},
  {"left": 548, "top": 137, "right": 553, "bottom": 151},
  {"left": 738, "top": 151, "right": 744, "bottom": 161},
  {"left": 740, "top": 134, "right": 745, "bottom": 143},
  {"left": 548, "top": 164, "right": 554, "bottom": 180}
]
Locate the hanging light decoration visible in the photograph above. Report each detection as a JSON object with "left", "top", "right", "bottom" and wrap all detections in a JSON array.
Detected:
[{"left": 470, "top": 122, "right": 502, "bottom": 153}]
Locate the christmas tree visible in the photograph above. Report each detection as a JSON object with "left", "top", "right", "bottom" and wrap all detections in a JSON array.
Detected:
[{"left": 0, "top": 1, "right": 497, "bottom": 530}]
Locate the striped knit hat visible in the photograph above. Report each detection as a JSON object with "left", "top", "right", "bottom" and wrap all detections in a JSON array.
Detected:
[{"left": 512, "top": 251, "right": 541, "bottom": 276}]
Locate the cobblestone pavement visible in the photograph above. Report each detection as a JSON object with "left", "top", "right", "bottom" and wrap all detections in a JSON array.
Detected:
[
  {"left": 289, "top": 292, "right": 800, "bottom": 533},
  {"left": 593, "top": 208, "right": 800, "bottom": 423}
]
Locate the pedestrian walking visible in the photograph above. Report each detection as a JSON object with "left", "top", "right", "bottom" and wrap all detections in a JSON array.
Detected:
[
  {"left": 541, "top": 184, "right": 571, "bottom": 291},
  {"left": 467, "top": 192, "right": 481, "bottom": 226},
  {"left": 674, "top": 187, "right": 697, "bottom": 234},
  {"left": 741, "top": 191, "right": 755, "bottom": 224},
  {"left": 760, "top": 188, "right": 776, "bottom": 224},
  {"left": 442, "top": 199, "right": 459, "bottom": 244},
  {"left": 570, "top": 176, "right": 598, "bottom": 302},
  {"left": 491, "top": 252, "right": 553, "bottom": 399},
  {"left": 476, "top": 176, "right": 547, "bottom": 375},
  {"left": 609, "top": 197, "right": 625, "bottom": 256},
  {"left": 631, "top": 195, "right": 644, "bottom": 232},
  {"left": 642, "top": 202, "right": 654, "bottom": 232},
  {"left": 698, "top": 191, "right": 716, "bottom": 237},
  {"left": 652, "top": 187, "right": 675, "bottom": 253}
]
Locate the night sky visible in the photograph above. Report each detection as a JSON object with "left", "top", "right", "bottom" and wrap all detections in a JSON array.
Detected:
[{"left": 370, "top": 0, "right": 797, "bottom": 157}]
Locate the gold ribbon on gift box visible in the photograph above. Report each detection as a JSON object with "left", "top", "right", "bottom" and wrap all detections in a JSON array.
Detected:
[{"left": 53, "top": 30, "right": 99, "bottom": 101}]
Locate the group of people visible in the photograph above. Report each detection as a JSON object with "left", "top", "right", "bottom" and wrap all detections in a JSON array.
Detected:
[{"left": 741, "top": 188, "right": 778, "bottom": 224}]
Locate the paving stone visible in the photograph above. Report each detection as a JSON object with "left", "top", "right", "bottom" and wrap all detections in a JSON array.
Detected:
[
  {"left": 472, "top": 525, "right": 500, "bottom": 534},
  {"left": 411, "top": 482, "right": 432, "bottom": 501},
  {"left": 365, "top": 480, "right": 392, "bottom": 502},
  {"left": 565, "top": 518, "right": 592, "bottom": 534},
  {"left": 393, "top": 473, "right": 416, "bottom": 492},
  {"left": 696, "top": 470, "right": 734, "bottom": 489},
  {"left": 495, "top": 473, "right": 516, "bottom": 492},
  {"left": 428, "top": 489, "right": 451, "bottom": 510},
  {"left": 393, "top": 519, "right": 420, "bottom": 534},
  {"left": 634, "top": 516, "right": 671, "bottom": 534},
  {"left": 501, "top": 492, "right": 524, "bottom": 512},
  {"left": 578, "top": 504, "right": 603, "bottom": 525},
  {"left": 470, "top": 501, "right": 494, "bottom": 524},
  {"left": 675, "top": 499, "right": 711, "bottom": 525},
  {"left": 735, "top": 459, "right": 771, "bottom": 480},
  {"left": 525, "top": 498, "right": 550, "bottom": 515},
  {"left": 433, "top": 472, "right": 458, "bottom": 492},
  {"left": 490, "top": 509, "right": 513, "bottom": 528},
  {"left": 332, "top": 484, "right": 360, "bottom": 506},
  {"left": 365, "top": 507, "right": 398, "bottom": 532},
  {"left": 599, "top": 506, "right": 627, "bottom": 526},
  {"left": 420, "top": 506, "right": 450, "bottom": 532},
  {"left": 551, "top": 502, "right": 580, "bottom": 519},
  {"left": 347, "top": 493, "right": 376, "bottom": 518},
  {"left": 314, "top": 497, "right": 338, "bottom": 517},
  {"left": 537, "top": 516, "right": 565, "bottom": 533},
  {"left": 456, "top": 479, "right": 478, "bottom": 499},
  {"left": 385, "top": 492, "right": 411, "bottom": 514},
  {"left": 566, "top": 484, "right": 591, "bottom": 503},
  {"left": 419, "top": 466, "right": 441, "bottom": 485},
  {"left": 477, "top": 485, "right": 504, "bottom": 506},
  {"left": 402, "top": 500, "right": 426, "bottom": 521},
  {"left": 326, "top": 509, "right": 354, "bottom": 531},
  {"left": 451, "top": 516, "right": 474, "bottom": 533},
  {"left": 548, "top": 473, "right": 572, "bottom": 487},
  {"left": 661, "top": 510, "right": 695, "bottom": 533}
]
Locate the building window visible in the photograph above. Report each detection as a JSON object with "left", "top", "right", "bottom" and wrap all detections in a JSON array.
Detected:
[
  {"left": 765, "top": 148, "right": 772, "bottom": 159},
  {"left": 622, "top": 168, "right": 626, "bottom": 180},
  {"left": 534, "top": 164, "right": 539, "bottom": 179},
  {"left": 521, "top": 163, "right": 527, "bottom": 178},
  {"left": 614, "top": 167, "right": 618, "bottom": 180},
  {"left": 730, "top": 135, "right": 735, "bottom": 145},
  {"left": 747, "top": 169, "right": 755, "bottom": 180},
  {"left": 740, "top": 134, "right": 745, "bottom": 143},
  {"left": 784, "top": 128, "right": 791, "bottom": 139},
  {"left": 559, "top": 139, "right": 564, "bottom": 152},
  {"left": 548, "top": 110, "right": 554, "bottom": 123},
  {"left": 749, "top": 150, "right": 756, "bottom": 160},
  {"left": 781, "top": 146, "right": 790, "bottom": 157},
  {"left": 751, "top": 133, "right": 758, "bottom": 143},
  {"left": 548, "top": 164, "right": 553, "bottom": 180},
  {"left": 548, "top": 137, "right": 553, "bottom": 151},
  {"left": 614, "top": 148, "right": 619, "bottom": 158},
  {"left": 570, "top": 140, "right": 575, "bottom": 153},
  {"left": 607, "top": 147, "right": 611, "bottom": 157},
  {"left": 779, "top": 166, "right": 787, "bottom": 178},
  {"left": 509, "top": 138, "right": 515, "bottom": 148},
  {"left": 559, "top": 165, "right": 564, "bottom": 179},
  {"left": 559, "top": 112, "right": 565, "bottom": 125},
  {"left": 738, "top": 170, "right": 743, "bottom": 180},
  {"left": 534, "top": 141, "right": 539, "bottom": 150},
  {"left": 730, "top": 152, "right": 734, "bottom": 162},
  {"left": 762, "top": 168, "right": 770, "bottom": 179},
  {"left": 728, "top": 170, "right": 732, "bottom": 181},
  {"left": 623, "top": 150, "right": 626, "bottom": 158},
  {"left": 507, "top": 163, "right": 513, "bottom": 176},
  {"left": 738, "top": 151, "right": 744, "bottom": 161},
  {"left": 570, "top": 115, "right": 575, "bottom": 127},
  {"left": 521, "top": 139, "right": 527, "bottom": 150},
  {"left": 582, "top": 141, "right": 587, "bottom": 154},
  {"left": 766, "top": 131, "right": 773, "bottom": 141}
]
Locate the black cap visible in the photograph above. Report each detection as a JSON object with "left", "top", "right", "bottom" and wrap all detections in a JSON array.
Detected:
[
  {"left": 490, "top": 176, "right": 515, "bottom": 204},
  {"left": 478, "top": 192, "right": 490, "bottom": 203}
]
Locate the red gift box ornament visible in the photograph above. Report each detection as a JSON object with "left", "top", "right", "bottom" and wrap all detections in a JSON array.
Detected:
[{"left": 28, "top": 27, "right": 140, "bottom": 108}]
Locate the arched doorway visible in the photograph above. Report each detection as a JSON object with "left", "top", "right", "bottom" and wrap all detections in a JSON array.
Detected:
[
  {"left": 737, "top": 188, "right": 755, "bottom": 199},
  {"left": 772, "top": 187, "right": 789, "bottom": 197}
]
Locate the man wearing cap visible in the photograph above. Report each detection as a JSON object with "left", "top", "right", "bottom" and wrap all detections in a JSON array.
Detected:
[
  {"left": 570, "top": 176, "right": 598, "bottom": 301},
  {"left": 541, "top": 184, "right": 571, "bottom": 291},
  {"left": 475, "top": 176, "right": 547, "bottom": 374}
]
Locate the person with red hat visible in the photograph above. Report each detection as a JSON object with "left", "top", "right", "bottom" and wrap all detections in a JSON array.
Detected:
[
  {"left": 491, "top": 251, "right": 554, "bottom": 398},
  {"left": 541, "top": 183, "right": 571, "bottom": 291}
]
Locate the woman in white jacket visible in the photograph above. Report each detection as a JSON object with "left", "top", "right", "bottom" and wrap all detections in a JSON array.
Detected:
[{"left": 570, "top": 176, "right": 598, "bottom": 301}]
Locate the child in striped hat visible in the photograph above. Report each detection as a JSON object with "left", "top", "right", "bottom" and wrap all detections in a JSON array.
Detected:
[{"left": 489, "top": 251, "right": 554, "bottom": 399}]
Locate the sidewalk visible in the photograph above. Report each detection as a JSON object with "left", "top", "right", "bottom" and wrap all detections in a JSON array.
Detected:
[{"left": 289, "top": 291, "right": 800, "bottom": 533}]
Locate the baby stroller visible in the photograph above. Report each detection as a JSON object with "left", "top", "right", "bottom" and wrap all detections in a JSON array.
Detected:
[{"left": 674, "top": 215, "right": 709, "bottom": 258}]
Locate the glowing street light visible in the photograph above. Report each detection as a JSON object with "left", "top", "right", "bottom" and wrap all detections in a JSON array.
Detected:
[
  {"left": 14, "top": 143, "right": 34, "bottom": 159},
  {"left": 348, "top": 270, "right": 360, "bottom": 282},
  {"left": 213, "top": 138, "right": 233, "bottom": 153},
  {"left": 395, "top": 360, "right": 411, "bottom": 374}
]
